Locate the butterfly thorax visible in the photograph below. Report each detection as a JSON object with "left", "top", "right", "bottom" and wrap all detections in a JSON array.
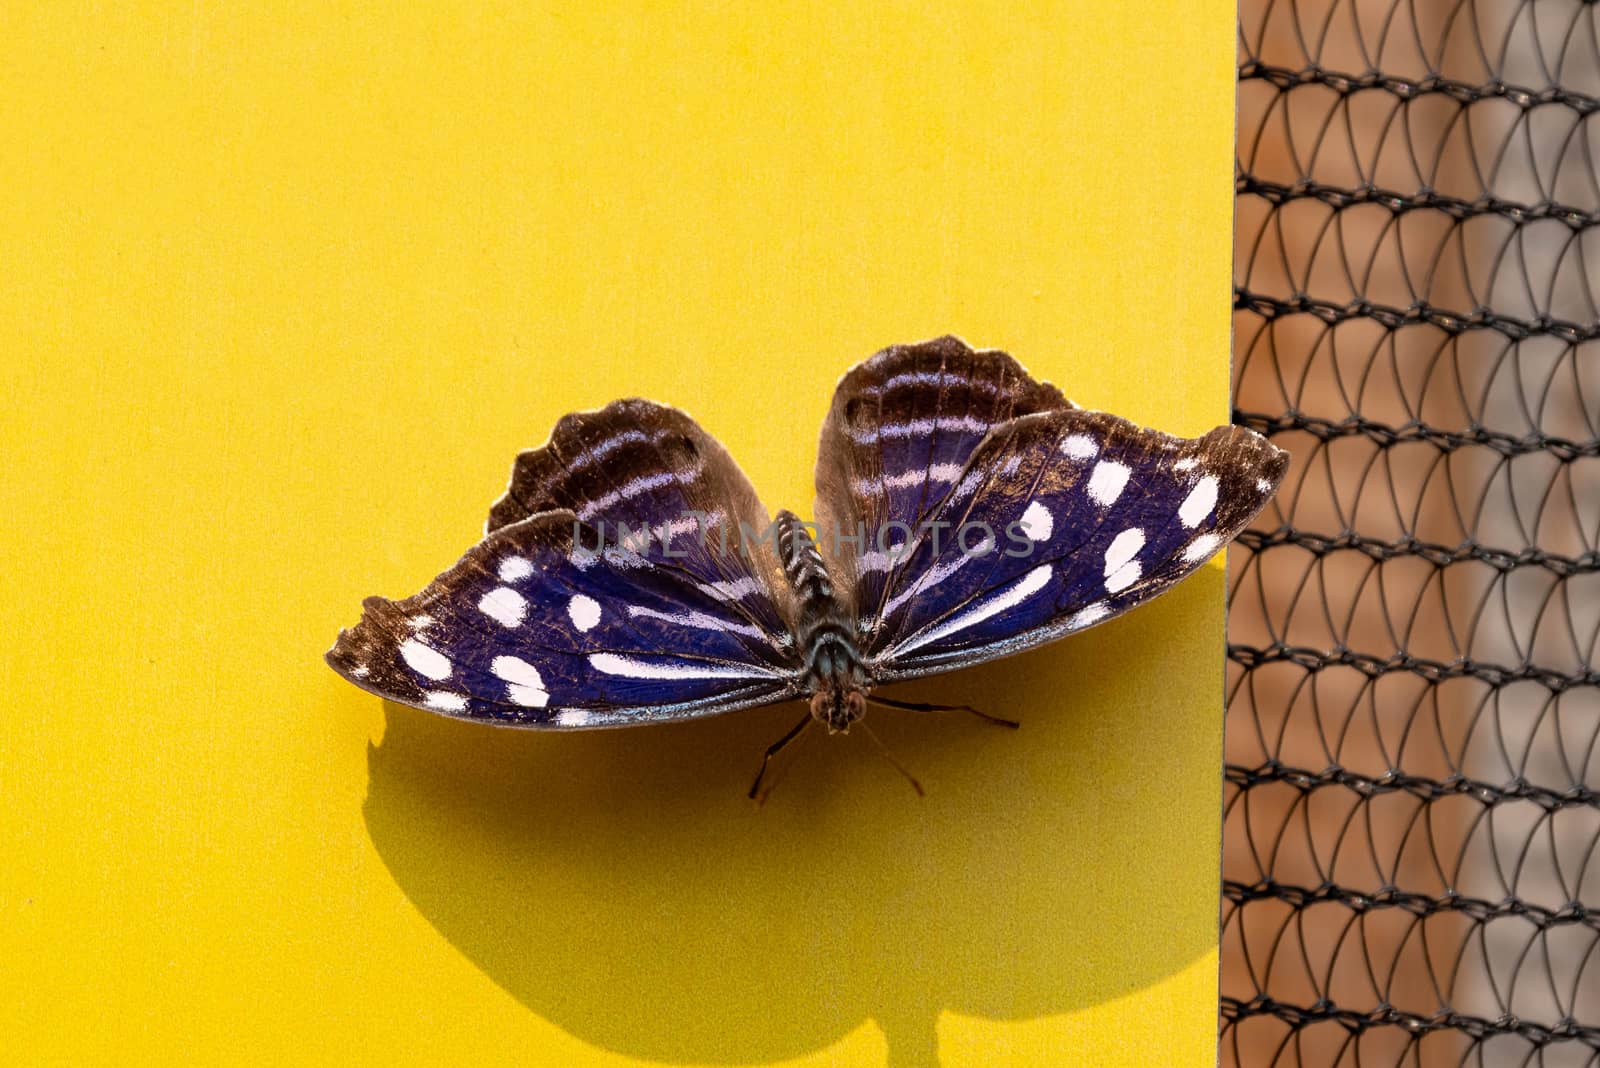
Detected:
[{"left": 775, "top": 510, "right": 870, "bottom": 732}]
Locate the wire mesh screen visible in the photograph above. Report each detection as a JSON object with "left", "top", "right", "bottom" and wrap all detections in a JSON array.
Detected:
[{"left": 1225, "top": 0, "right": 1600, "bottom": 1064}]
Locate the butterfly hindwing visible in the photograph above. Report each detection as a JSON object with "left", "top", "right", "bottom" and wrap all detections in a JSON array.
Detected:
[
  {"left": 326, "top": 510, "right": 801, "bottom": 727},
  {"left": 853, "top": 408, "right": 1289, "bottom": 679},
  {"left": 813, "top": 336, "right": 1073, "bottom": 622}
]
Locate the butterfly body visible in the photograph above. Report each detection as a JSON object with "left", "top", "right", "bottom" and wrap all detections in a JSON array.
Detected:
[
  {"left": 328, "top": 336, "right": 1288, "bottom": 764},
  {"left": 777, "top": 509, "right": 871, "bottom": 733}
]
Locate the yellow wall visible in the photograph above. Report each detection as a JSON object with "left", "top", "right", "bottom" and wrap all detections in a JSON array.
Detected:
[{"left": 1, "top": 4, "right": 1235, "bottom": 1064}]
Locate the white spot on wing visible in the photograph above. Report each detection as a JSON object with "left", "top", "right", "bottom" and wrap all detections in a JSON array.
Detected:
[
  {"left": 400, "top": 638, "right": 451, "bottom": 680},
  {"left": 857, "top": 549, "right": 903, "bottom": 573},
  {"left": 424, "top": 691, "right": 468, "bottom": 712},
  {"left": 1068, "top": 603, "right": 1110, "bottom": 629},
  {"left": 853, "top": 462, "right": 966, "bottom": 495},
  {"left": 891, "top": 565, "right": 1052, "bottom": 656},
  {"left": 478, "top": 586, "right": 528, "bottom": 627},
  {"left": 1183, "top": 533, "right": 1223, "bottom": 563},
  {"left": 696, "top": 577, "right": 762, "bottom": 602},
  {"left": 577, "top": 429, "right": 651, "bottom": 465},
  {"left": 950, "top": 468, "right": 987, "bottom": 502},
  {"left": 567, "top": 594, "right": 602, "bottom": 632},
  {"left": 1087, "top": 461, "right": 1130, "bottom": 506},
  {"left": 1105, "top": 561, "right": 1142, "bottom": 593},
  {"left": 492, "top": 655, "right": 543, "bottom": 686},
  {"left": 588, "top": 653, "right": 778, "bottom": 680},
  {"left": 575, "top": 468, "right": 702, "bottom": 521},
  {"left": 651, "top": 515, "right": 709, "bottom": 549},
  {"left": 1019, "top": 501, "right": 1053, "bottom": 542},
  {"left": 1179, "top": 476, "right": 1219, "bottom": 528},
  {"left": 1173, "top": 457, "right": 1198, "bottom": 473},
  {"left": 505, "top": 685, "right": 547, "bottom": 707},
  {"left": 1061, "top": 434, "right": 1097, "bottom": 459},
  {"left": 627, "top": 604, "right": 767, "bottom": 640},
  {"left": 601, "top": 545, "right": 650, "bottom": 570},
  {"left": 492, "top": 655, "right": 549, "bottom": 707},
  {"left": 1103, "top": 528, "right": 1145, "bottom": 593},
  {"left": 1256, "top": 478, "right": 1273, "bottom": 493},
  {"left": 1103, "top": 528, "right": 1146, "bottom": 575},
  {"left": 498, "top": 556, "right": 533, "bottom": 582},
  {"left": 555, "top": 709, "right": 594, "bottom": 727},
  {"left": 847, "top": 415, "right": 994, "bottom": 442}
]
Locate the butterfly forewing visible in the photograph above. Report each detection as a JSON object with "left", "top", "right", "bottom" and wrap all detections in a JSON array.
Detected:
[
  {"left": 861, "top": 410, "right": 1288, "bottom": 679},
  {"left": 813, "top": 336, "right": 1073, "bottom": 624},
  {"left": 488, "top": 398, "right": 797, "bottom": 644},
  {"left": 327, "top": 510, "right": 800, "bottom": 726}
]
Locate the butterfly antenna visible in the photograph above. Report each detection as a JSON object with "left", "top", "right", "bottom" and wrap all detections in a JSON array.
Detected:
[
  {"left": 749, "top": 711, "right": 813, "bottom": 803},
  {"left": 857, "top": 722, "right": 925, "bottom": 797},
  {"left": 868, "top": 695, "right": 1020, "bottom": 730}
]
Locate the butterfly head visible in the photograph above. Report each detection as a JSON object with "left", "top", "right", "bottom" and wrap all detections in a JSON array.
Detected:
[{"left": 809, "top": 679, "right": 868, "bottom": 734}]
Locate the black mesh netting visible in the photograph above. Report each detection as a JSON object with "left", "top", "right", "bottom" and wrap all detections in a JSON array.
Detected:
[{"left": 1225, "top": 1, "right": 1600, "bottom": 1064}]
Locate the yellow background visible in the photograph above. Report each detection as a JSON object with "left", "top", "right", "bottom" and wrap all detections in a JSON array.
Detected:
[{"left": 1, "top": 4, "right": 1235, "bottom": 1065}]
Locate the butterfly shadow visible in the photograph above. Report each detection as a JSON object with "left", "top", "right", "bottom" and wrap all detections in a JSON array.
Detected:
[{"left": 362, "top": 572, "right": 1222, "bottom": 1066}]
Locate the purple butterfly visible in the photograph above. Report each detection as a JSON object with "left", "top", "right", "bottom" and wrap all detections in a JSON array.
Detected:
[{"left": 328, "top": 337, "right": 1287, "bottom": 796}]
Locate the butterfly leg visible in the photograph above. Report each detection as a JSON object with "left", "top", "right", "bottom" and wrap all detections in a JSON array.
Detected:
[
  {"left": 867, "top": 695, "right": 1020, "bottom": 730},
  {"left": 858, "top": 721, "right": 925, "bottom": 797},
  {"left": 748, "top": 711, "right": 814, "bottom": 802}
]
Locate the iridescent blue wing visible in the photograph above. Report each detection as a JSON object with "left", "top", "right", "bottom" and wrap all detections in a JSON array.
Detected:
[
  {"left": 812, "top": 336, "right": 1073, "bottom": 627},
  {"left": 327, "top": 402, "right": 803, "bottom": 726},
  {"left": 854, "top": 408, "right": 1288, "bottom": 679},
  {"left": 327, "top": 511, "right": 802, "bottom": 725}
]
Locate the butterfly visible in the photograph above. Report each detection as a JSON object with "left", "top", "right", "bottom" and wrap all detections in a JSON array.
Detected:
[{"left": 327, "top": 336, "right": 1288, "bottom": 795}]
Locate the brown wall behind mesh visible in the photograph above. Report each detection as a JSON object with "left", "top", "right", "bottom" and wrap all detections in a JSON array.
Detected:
[{"left": 1226, "top": 1, "right": 1600, "bottom": 1064}]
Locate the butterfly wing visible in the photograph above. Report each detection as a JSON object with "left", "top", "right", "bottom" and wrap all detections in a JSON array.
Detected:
[
  {"left": 487, "top": 398, "right": 796, "bottom": 641},
  {"left": 328, "top": 401, "right": 803, "bottom": 727},
  {"left": 827, "top": 404, "right": 1288, "bottom": 680},
  {"left": 813, "top": 336, "right": 1073, "bottom": 625},
  {"left": 327, "top": 510, "right": 800, "bottom": 726}
]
